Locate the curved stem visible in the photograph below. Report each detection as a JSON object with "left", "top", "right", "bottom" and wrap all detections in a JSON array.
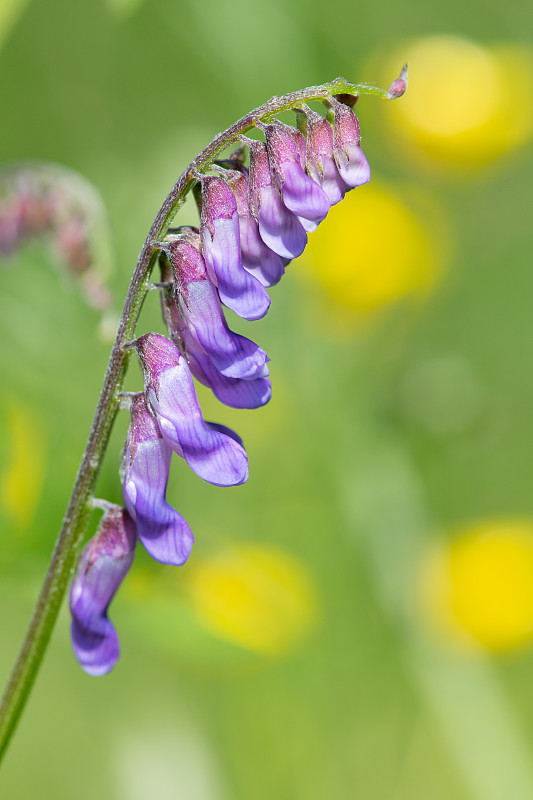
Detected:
[{"left": 0, "top": 76, "right": 395, "bottom": 762}]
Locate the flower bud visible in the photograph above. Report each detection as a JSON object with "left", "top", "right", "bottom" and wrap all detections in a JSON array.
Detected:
[
  {"left": 299, "top": 107, "right": 346, "bottom": 206},
  {"left": 122, "top": 393, "right": 194, "bottom": 566},
  {"left": 329, "top": 98, "right": 371, "bottom": 189},
  {"left": 69, "top": 505, "right": 136, "bottom": 676},
  {"left": 200, "top": 175, "right": 270, "bottom": 321},
  {"left": 387, "top": 63, "right": 408, "bottom": 100},
  {"left": 134, "top": 333, "right": 249, "bottom": 487}
]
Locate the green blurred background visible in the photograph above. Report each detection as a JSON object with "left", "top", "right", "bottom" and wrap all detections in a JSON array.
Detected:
[{"left": 1, "top": 0, "right": 533, "bottom": 797}]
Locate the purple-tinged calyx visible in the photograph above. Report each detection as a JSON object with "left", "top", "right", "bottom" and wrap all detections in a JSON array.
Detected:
[
  {"left": 248, "top": 139, "right": 307, "bottom": 260},
  {"left": 122, "top": 393, "right": 194, "bottom": 566},
  {"left": 262, "top": 122, "right": 330, "bottom": 233},
  {"left": 329, "top": 97, "right": 371, "bottom": 189},
  {"left": 165, "top": 237, "right": 269, "bottom": 380},
  {"left": 134, "top": 332, "right": 249, "bottom": 487},
  {"left": 69, "top": 505, "right": 136, "bottom": 676},
  {"left": 200, "top": 175, "right": 270, "bottom": 321},
  {"left": 298, "top": 106, "right": 346, "bottom": 206},
  {"left": 225, "top": 167, "right": 285, "bottom": 287}
]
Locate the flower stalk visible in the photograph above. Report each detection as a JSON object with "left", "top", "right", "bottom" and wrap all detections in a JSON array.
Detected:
[{"left": 0, "top": 72, "right": 406, "bottom": 763}]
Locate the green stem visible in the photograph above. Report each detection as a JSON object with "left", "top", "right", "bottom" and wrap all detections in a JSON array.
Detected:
[{"left": 0, "top": 76, "right": 396, "bottom": 763}]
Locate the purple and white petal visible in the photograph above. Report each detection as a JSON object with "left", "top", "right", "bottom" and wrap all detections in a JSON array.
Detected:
[
  {"left": 229, "top": 170, "right": 285, "bottom": 287},
  {"left": 248, "top": 140, "right": 308, "bottom": 260},
  {"left": 200, "top": 176, "right": 270, "bottom": 321},
  {"left": 185, "top": 332, "right": 272, "bottom": 409},
  {"left": 135, "top": 333, "right": 249, "bottom": 487},
  {"left": 330, "top": 98, "right": 371, "bottom": 189},
  {"left": 263, "top": 123, "right": 330, "bottom": 227},
  {"left": 123, "top": 394, "right": 194, "bottom": 566},
  {"left": 69, "top": 505, "right": 136, "bottom": 676},
  {"left": 304, "top": 108, "right": 346, "bottom": 206}
]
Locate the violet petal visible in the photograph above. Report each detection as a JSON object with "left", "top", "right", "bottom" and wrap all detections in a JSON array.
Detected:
[
  {"left": 201, "top": 176, "right": 270, "bottom": 321},
  {"left": 69, "top": 506, "right": 136, "bottom": 676},
  {"left": 123, "top": 394, "right": 194, "bottom": 566}
]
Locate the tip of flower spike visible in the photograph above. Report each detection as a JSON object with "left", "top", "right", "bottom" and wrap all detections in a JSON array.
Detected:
[{"left": 387, "top": 63, "right": 408, "bottom": 99}]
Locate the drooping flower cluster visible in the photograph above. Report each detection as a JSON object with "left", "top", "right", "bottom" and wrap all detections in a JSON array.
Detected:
[{"left": 70, "top": 96, "right": 372, "bottom": 674}]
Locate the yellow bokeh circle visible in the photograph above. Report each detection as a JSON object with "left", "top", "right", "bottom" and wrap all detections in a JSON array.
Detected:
[
  {"left": 184, "top": 543, "right": 318, "bottom": 656},
  {"left": 304, "top": 183, "right": 439, "bottom": 315},
  {"left": 382, "top": 36, "right": 533, "bottom": 167},
  {"left": 420, "top": 520, "right": 533, "bottom": 652}
]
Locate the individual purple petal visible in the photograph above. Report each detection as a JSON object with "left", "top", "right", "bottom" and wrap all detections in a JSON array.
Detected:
[
  {"left": 135, "top": 333, "right": 249, "bottom": 487},
  {"left": 122, "top": 393, "right": 194, "bottom": 566},
  {"left": 330, "top": 98, "right": 371, "bottom": 189},
  {"left": 263, "top": 123, "right": 330, "bottom": 229},
  {"left": 69, "top": 505, "right": 136, "bottom": 676},
  {"left": 167, "top": 238, "right": 269, "bottom": 380},
  {"left": 185, "top": 332, "right": 272, "bottom": 409},
  {"left": 302, "top": 107, "right": 346, "bottom": 206},
  {"left": 200, "top": 175, "right": 270, "bottom": 321},
  {"left": 228, "top": 169, "right": 285, "bottom": 287},
  {"left": 248, "top": 140, "right": 307, "bottom": 260}
]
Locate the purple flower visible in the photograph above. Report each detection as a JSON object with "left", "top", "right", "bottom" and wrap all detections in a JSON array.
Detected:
[
  {"left": 248, "top": 139, "right": 308, "bottom": 260},
  {"left": 300, "top": 107, "right": 346, "bottom": 206},
  {"left": 69, "top": 505, "right": 136, "bottom": 676},
  {"left": 200, "top": 175, "right": 270, "bottom": 321},
  {"left": 159, "top": 245, "right": 272, "bottom": 410},
  {"left": 122, "top": 393, "right": 194, "bottom": 565},
  {"left": 329, "top": 98, "right": 371, "bottom": 189},
  {"left": 134, "top": 332, "right": 249, "bottom": 487},
  {"left": 225, "top": 167, "right": 286, "bottom": 288},
  {"left": 166, "top": 237, "right": 269, "bottom": 380},
  {"left": 263, "top": 122, "right": 330, "bottom": 233}
]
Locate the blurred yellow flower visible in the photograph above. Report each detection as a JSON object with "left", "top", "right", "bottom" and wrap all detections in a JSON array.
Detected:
[
  {"left": 184, "top": 543, "right": 318, "bottom": 656},
  {"left": 419, "top": 520, "right": 533, "bottom": 651},
  {"left": 0, "top": 399, "right": 46, "bottom": 531},
  {"left": 303, "top": 183, "right": 440, "bottom": 316},
  {"left": 381, "top": 35, "right": 533, "bottom": 168}
]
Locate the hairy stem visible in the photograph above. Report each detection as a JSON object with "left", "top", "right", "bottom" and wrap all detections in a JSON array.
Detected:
[{"left": 0, "top": 76, "right": 394, "bottom": 762}]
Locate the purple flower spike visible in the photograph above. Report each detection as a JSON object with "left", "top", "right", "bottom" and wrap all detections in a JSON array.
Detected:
[
  {"left": 228, "top": 169, "right": 285, "bottom": 287},
  {"left": 248, "top": 140, "right": 308, "bottom": 260},
  {"left": 123, "top": 393, "right": 194, "bottom": 566},
  {"left": 160, "top": 264, "right": 272, "bottom": 410},
  {"left": 167, "top": 238, "right": 269, "bottom": 380},
  {"left": 330, "top": 98, "right": 371, "bottom": 189},
  {"left": 69, "top": 505, "right": 136, "bottom": 676},
  {"left": 135, "top": 333, "right": 249, "bottom": 487},
  {"left": 263, "top": 123, "right": 330, "bottom": 233},
  {"left": 302, "top": 108, "right": 346, "bottom": 206},
  {"left": 200, "top": 176, "right": 270, "bottom": 321}
]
